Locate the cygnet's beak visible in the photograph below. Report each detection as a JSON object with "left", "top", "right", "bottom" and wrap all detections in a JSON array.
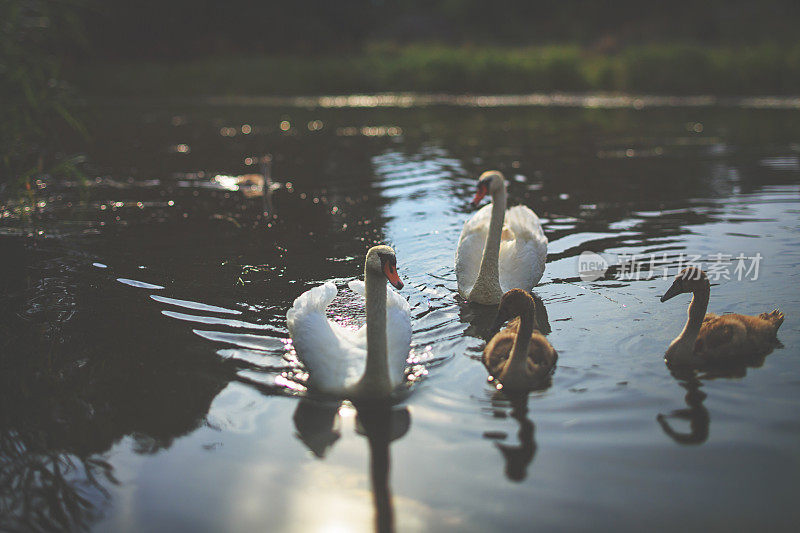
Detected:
[{"left": 660, "top": 281, "right": 682, "bottom": 302}]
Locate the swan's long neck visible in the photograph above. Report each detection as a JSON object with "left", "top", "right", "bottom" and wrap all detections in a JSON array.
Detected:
[
  {"left": 504, "top": 306, "right": 535, "bottom": 378},
  {"left": 667, "top": 285, "right": 709, "bottom": 363},
  {"left": 685, "top": 287, "right": 709, "bottom": 335},
  {"left": 359, "top": 268, "right": 391, "bottom": 395},
  {"left": 472, "top": 186, "right": 506, "bottom": 302}
]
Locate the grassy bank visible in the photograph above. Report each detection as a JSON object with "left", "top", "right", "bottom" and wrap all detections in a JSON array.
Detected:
[
  {"left": 72, "top": 43, "right": 800, "bottom": 98},
  {"left": 1, "top": 0, "right": 87, "bottom": 190}
]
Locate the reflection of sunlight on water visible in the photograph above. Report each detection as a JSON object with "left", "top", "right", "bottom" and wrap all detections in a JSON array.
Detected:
[
  {"left": 336, "top": 125, "right": 403, "bottom": 137},
  {"left": 280, "top": 464, "right": 372, "bottom": 532},
  {"left": 203, "top": 93, "right": 800, "bottom": 109},
  {"left": 151, "top": 295, "right": 242, "bottom": 314},
  {"left": 5, "top": 99, "right": 799, "bottom": 531},
  {"left": 205, "top": 383, "right": 272, "bottom": 434},
  {"left": 117, "top": 278, "right": 164, "bottom": 290},
  {"left": 153, "top": 280, "right": 426, "bottom": 396},
  {"left": 169, "top": 143, "right": 190, "bottom": 153}
]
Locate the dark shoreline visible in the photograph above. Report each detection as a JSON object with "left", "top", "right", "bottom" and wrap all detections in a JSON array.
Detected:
[{"left": 70, "top": 44, "right": 800, "bottom": 98}]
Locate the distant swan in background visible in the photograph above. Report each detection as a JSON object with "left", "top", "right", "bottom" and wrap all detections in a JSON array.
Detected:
[
  {"left": 483, "top": 289, "right": 557, "bottom": 390},
  {"left": 211, "top": 155, "right": 283, "bottom": 217},
  {"left": 287, "top": 245, "right": 411, "bottom": 398},
  {"left": 456, "top": 171, "right": 547, "bottom": 305},
  {"left": 660, "top": 267, "right": 784, "bottom": 365}
]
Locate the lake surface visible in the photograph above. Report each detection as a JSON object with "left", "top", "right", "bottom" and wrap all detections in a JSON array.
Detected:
[{"left": 1, "top": 99, "right": 799, "bottom": 532}]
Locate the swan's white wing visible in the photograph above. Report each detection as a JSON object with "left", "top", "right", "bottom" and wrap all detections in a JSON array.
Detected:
[
  {"left": 347, "top": 280, "right": 412, "bottom": 388},
  {"left": 499, "top": 205, "right": 548, "bottom": 292},
  {"left": 385, "top": 285, "right": 412, "bottom": 387},
  {"left": 287, "top": 282, "right": 366, "bottom": 393},
  {"left": 455, "top": 203, "right": 493, "bottom": 297}
]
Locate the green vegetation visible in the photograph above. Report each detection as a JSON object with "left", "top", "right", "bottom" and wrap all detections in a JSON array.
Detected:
[
  {"left": 72, "top": 43, "right": 800, "bottom": 98},
  {"left": 0, "top": 0, "right": 87, "bottom": 190}
]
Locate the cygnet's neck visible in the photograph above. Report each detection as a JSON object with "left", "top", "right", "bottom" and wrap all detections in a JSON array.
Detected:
[
  {"left": 667, "top": 285, "right": 710, "bottom": 363},
  {"left": 501, "top": 305, "right": 535, "bottom": 383}
]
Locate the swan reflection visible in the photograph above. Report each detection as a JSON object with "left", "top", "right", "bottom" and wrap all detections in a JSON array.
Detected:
[
  {"left": 293, "top": 399, "right": 342, "bottom": 458},
  {"left": 485, "top": 391, "right": 538, "bottom": 482},
  {"left": 293, "top": 399, "right": 410, "bottom": 533},
  {"left": 657, "top": 349, "right": 775, "bottom": 445},
  {"left": 470, "top": 293, "right": 552, "bottom": 481},
  {"left": 656, "top": 368, "right": 710, "bottom": 445}
]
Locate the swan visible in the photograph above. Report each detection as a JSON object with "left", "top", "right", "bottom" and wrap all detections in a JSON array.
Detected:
[
  {"left": 660, "top": 267, "right": 784, "bottom": 365},
  {"left": 456, "top": 171, "right": 547, "bottom": 305},
  {"left": 286, "top": 245, "right": 412, "bottom": 398},
  {"left": 483, "top": 289, "right": 557, "bottom": 390}
]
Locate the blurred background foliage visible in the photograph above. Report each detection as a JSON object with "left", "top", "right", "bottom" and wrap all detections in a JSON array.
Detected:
[
  {"left": 74, "top": 0, "right": 800, "bottom": 96},
  {"left": 2, "top": 0, "right": 800, "bottom": 187},
  {"left": 0, "top": 0, "right": 88, "bottom": 192},
  {"left": 80, "top": 0, "right": 800, "bottom": 59}
]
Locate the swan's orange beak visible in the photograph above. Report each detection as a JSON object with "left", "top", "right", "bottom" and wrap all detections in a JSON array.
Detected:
[
  {"left": 383, "top": 262, "right": 403, "bottom": 289},
  {"left": 471, "top": 183, "right": 488, "bottom": 207}
]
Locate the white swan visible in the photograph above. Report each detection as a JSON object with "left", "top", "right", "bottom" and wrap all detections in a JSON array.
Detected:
[
  {"left": 286, "top": 245, "right": 412, "bottom": 398},
  {"left": 456, "top": 171, "right": 548, "bottom": 305}
]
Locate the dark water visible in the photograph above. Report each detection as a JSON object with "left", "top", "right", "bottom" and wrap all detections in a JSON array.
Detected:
[{"left": 2, "top": 101, "right": 799, "bottom": 532}]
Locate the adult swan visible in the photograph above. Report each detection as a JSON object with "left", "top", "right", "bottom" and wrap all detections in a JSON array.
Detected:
[
  {"left": 456, "top": 171, "right": 548, "bottom": 305},
  {"left": 287, "top": 245, "right": 412, "bottom": 399}
]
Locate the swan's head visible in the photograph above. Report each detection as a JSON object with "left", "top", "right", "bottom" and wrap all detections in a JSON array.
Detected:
[
  {"left": 491, "top": 289, "right": 534, "bottom": 332},
  {"left": 660, "top": 267, "right": 709, "bottom": 302},
  {"left": 366, "top": 245, "right": 403, "bottom": 290},
  {"left": 471, "top": 171, "right": 505, "bottom": 207}
]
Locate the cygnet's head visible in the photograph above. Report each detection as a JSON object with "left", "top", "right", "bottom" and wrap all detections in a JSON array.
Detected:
[
  {"left": 660, "top": 267, "right": 709, "bottom": 302},
  {"left": 471, "top": 170, "right": 506, "bottom": 207},
  {"left": 491, "top": 289, "right": 535, "bottom": 331},
  {"left": 365, "top": 245, "right": 403, "bottom": 289}
]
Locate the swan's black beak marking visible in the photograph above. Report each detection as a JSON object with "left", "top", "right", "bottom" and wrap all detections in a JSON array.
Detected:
[
  {"left": 660, "top": 281, "right": 682, "bottom": 302},
  {"left": 379, "top": 253, "right": 403, "bottom": 290},
  {"left": 471, "top": 178, "right": 491, "bottom": 207}
]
